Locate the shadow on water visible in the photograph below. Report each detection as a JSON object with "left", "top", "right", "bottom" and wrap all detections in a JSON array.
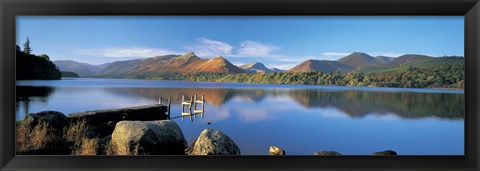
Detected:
[
  {"left": 16, "top": 86, "right": 56, "bottom": 117},
  {"left": 16, "top": 86, "right": 55, "bottom": 101}
]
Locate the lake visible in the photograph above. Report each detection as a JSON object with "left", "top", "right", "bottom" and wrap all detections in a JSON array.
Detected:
[{"left": 16, "top": 78, "right": 464, "bottom": 155}]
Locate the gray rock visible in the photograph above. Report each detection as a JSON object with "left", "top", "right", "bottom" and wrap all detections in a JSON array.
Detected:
[
  {"left": 23, "top": 111, "right": 70, "bottom": 130},
  {"left": 111, "top": 120, "right": 187, "bottom": 155},
  {"left": 314, "top": 150, "right": 342, "bottom": 156},
  {"left": 191, "top": 129, "right": 241, "bottom": 155},
  {"left": 93, "top": 121, "right": 116, "bottom": 138},
  {"left": 269, "top": 146, "right": 286, "bottom": 155},
  {"left": 372, "top": 150, "right": 397, "bottom": 156}
]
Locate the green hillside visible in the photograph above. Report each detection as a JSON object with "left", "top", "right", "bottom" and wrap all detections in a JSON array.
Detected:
[{"left": 354, "top": 56, "right": 464, "bottom": 74}]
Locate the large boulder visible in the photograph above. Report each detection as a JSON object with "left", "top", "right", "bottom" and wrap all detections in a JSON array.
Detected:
[
  {"left": 23, "top": 111, "right": 70, "bottom": 130},
  {"left": 110, "top": 120, "right": 187, "bottom": 155},
  {"left": 191, "top": 129, "right": 240, "bottom": 155},
  {"left": 93, "top": 121, "right": 116, "bottom": 138},
  {"left": 269, "top": 146, "right": 286, "bottom": 155},
  {"left": 314, "top": 150, "right": 342, "bottom": 156}
]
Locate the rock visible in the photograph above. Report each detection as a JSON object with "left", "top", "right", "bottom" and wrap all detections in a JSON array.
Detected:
[
  {"left": 269, "top": 146, "right": 286, "bottom": 155},
  {"left": 23, "top": 111, "right": 70, "bottom": 130},
  {"left": 191, "top": 129, "right": 240, "bottom": 155},
  {"left": 111, "top": 120, "right": 186, "bottom": 155},
  {"left": 93, "top": 121, "right": 116, "bottom": 138},
  {"left": 96, "top": 135, "right": 112, "bottom": 155},
  {"left": 372, "top": 150, "right": 397, "bottom": 156},
  {"left": 98, "top": 135, "right": 112, "bottom": 146},
  {"left": 314, "top": 150, "right": 342, "bottom": 156}
]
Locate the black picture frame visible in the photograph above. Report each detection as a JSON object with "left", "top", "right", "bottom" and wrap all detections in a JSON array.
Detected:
[{"left": 1, "top": 0, "right": 479, "bottom": 170}]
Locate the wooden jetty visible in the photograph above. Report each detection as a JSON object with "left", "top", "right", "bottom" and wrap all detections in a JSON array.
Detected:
[
  {"left": 158, "top": 97, "right": 171, "bottom": 119},
  {"left": 180, "top": 94, "right": 205, "bottom": 122},
  {"left": 67, "top": 104, "right": 168, "bottom": 126}
]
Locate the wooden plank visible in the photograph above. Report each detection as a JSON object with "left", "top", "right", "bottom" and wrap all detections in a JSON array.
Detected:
[{"left": 67, "top": 104, "right": 168, "bottom": 126}]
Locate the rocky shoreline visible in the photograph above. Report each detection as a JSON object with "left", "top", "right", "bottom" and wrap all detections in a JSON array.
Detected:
[{"left": 16, "top": 105, "right": 397, "bottom": 156}]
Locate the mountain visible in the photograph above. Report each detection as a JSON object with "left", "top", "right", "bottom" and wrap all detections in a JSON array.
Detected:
[
  {"left": 270, "top": 68, "right": 286, "bottom": 73},
  {"left": 54, "top": 60, "right": 110, "bottom": 77},
  {"left": 387, "top": 54, "right": 433, "bottom": 66},
  {"left": 99, "top": 52, "right": 246, "bottom": 76},
  {"left": 288, "top": 59, "right": 352, "bottom": 73},
  {"left": 375, "top": 56, "right": 395, "bottom": 63},
  {"left": 239, "top": 62, "right": 272, "bottom": 73},
  {"left": 354, "top": 56, "right": 463, "bottom": 74},
  {"left": 337, "top": 52, "right": 381, "bottom": 68}
]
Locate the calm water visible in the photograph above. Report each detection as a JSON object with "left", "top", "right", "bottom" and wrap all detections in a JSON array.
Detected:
[{"left": 16, "top": 78, "right": 464, "bottom": 155}]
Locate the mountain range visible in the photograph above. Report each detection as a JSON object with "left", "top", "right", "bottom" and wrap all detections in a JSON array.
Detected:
[
  {"left": 54, "top": 60, "right": 110, "bottom": 77},
  {"left": 54, "top": 51, "right": 447, "bottom": 77},
  {"left": 239, "top": 62, "right": 273, "bottom": 73},
  {"left": 288, "top": 52, "right": 434, "bottom": 73}
]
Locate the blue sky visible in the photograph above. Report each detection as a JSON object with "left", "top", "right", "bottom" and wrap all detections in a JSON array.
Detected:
[{"left": 17, "top": 16, "right": 464, "bottom": 70}]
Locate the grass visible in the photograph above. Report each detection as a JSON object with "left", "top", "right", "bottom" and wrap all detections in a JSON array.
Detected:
[
  {"left": 16, "top": 118, "right": 101, "bottom": 155},
  {"left": 73, "top": 138, "right": 99, "bottom": 155},
  {"left": 104, "top": 140, "right": 117, "bottom": 155},
  {"left": 16, "top": 121, "right": 55, "bottom": 153}
]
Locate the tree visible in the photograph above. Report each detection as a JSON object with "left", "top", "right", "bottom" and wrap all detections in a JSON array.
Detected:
[
  {"left": 23, "top": 37, "right": 32, "bottom": 54},
  {"left": 39, "top": 54, "right": 50, "bottom": 61}
]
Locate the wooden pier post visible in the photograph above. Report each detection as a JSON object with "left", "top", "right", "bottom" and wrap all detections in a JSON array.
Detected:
[
  {"left": 201, "top": 95, "right": 205, "bottom": 118},
  {"left": 167, "top": 97, "right": 171, "bottom": 119}
]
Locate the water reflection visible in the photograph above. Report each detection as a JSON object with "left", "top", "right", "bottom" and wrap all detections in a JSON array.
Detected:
[
  {"left": 16, "top": 86, "right": 464, "bottom": 120},
  {"left": 16, "top": 86, "right": 55, "bottom": 117},
  {"left": 102, "top": 87, "right": 464, "bottom": 120},
  {"left": 14, "top": 80, "right": 465, "bottom": 155}
]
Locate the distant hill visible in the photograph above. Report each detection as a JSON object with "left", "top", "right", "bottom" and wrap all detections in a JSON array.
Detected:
[
  {"left": 288, "top": 59, "right": 352, "bottom": 73},
  {"left": 387, "top": 54, "right": 433, "bottom": 66},
  {"left": 239, "top": 62, "right": 272, "bottom": 73},
  {"left": 288, "top": 53, "right": 441, "bottom": 74},
  {"left": 98, "top": 52, "right": 246, "bottom": 77},
  {"left": 354, "top": 56, "right": 463, "bottom": 74},
  {"left": 337, "top": 52, "right": 381, "bottom": 68},
  {"left": 270, "top": 68, "right": 286, "bottom": 73},
  {"left": 54, "top": 60, "right": 110, "bottom": 77},
  {"left": 16, "top": 48, "right": 61, "bottom": 80},
  {"left": 375, "top": 56, "right": 395, "bottom": 63}
]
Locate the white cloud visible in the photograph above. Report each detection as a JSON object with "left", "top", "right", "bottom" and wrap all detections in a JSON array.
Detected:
[
  {"left": 269, "top": 64, "right": 296, "bottom": 70},
  {"left": 232, "top": 62, "right": 246, "bottom": 66},
  {"left": 78, "top": 47, "right": 177, "bottom": 58},
  {"left": 368, "top": 52, "right": 404, "bottom": 57},
  {"left": 321, "top": 51, "right": 407, "bottom": 59},
  {"left": 185, "top": 38, "right": 233, "bottom": 57},
  {"left": 321, "top": 52, "right": 351, "bottom": 57},
  {"left": 237, "top": 40, "right": 280, "bottom": 57}
]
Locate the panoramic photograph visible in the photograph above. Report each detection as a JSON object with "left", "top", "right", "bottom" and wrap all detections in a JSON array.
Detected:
[{"left": 15, "top": 16, "right": 464, "bottom": 155}]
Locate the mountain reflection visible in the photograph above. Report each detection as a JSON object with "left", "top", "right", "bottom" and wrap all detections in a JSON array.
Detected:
[
  {"left": 103, "top": 87, "right": 464, "bottom": 119},
  {"left": 16, "top": 86, "right": 464, "bottom": 120}
]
